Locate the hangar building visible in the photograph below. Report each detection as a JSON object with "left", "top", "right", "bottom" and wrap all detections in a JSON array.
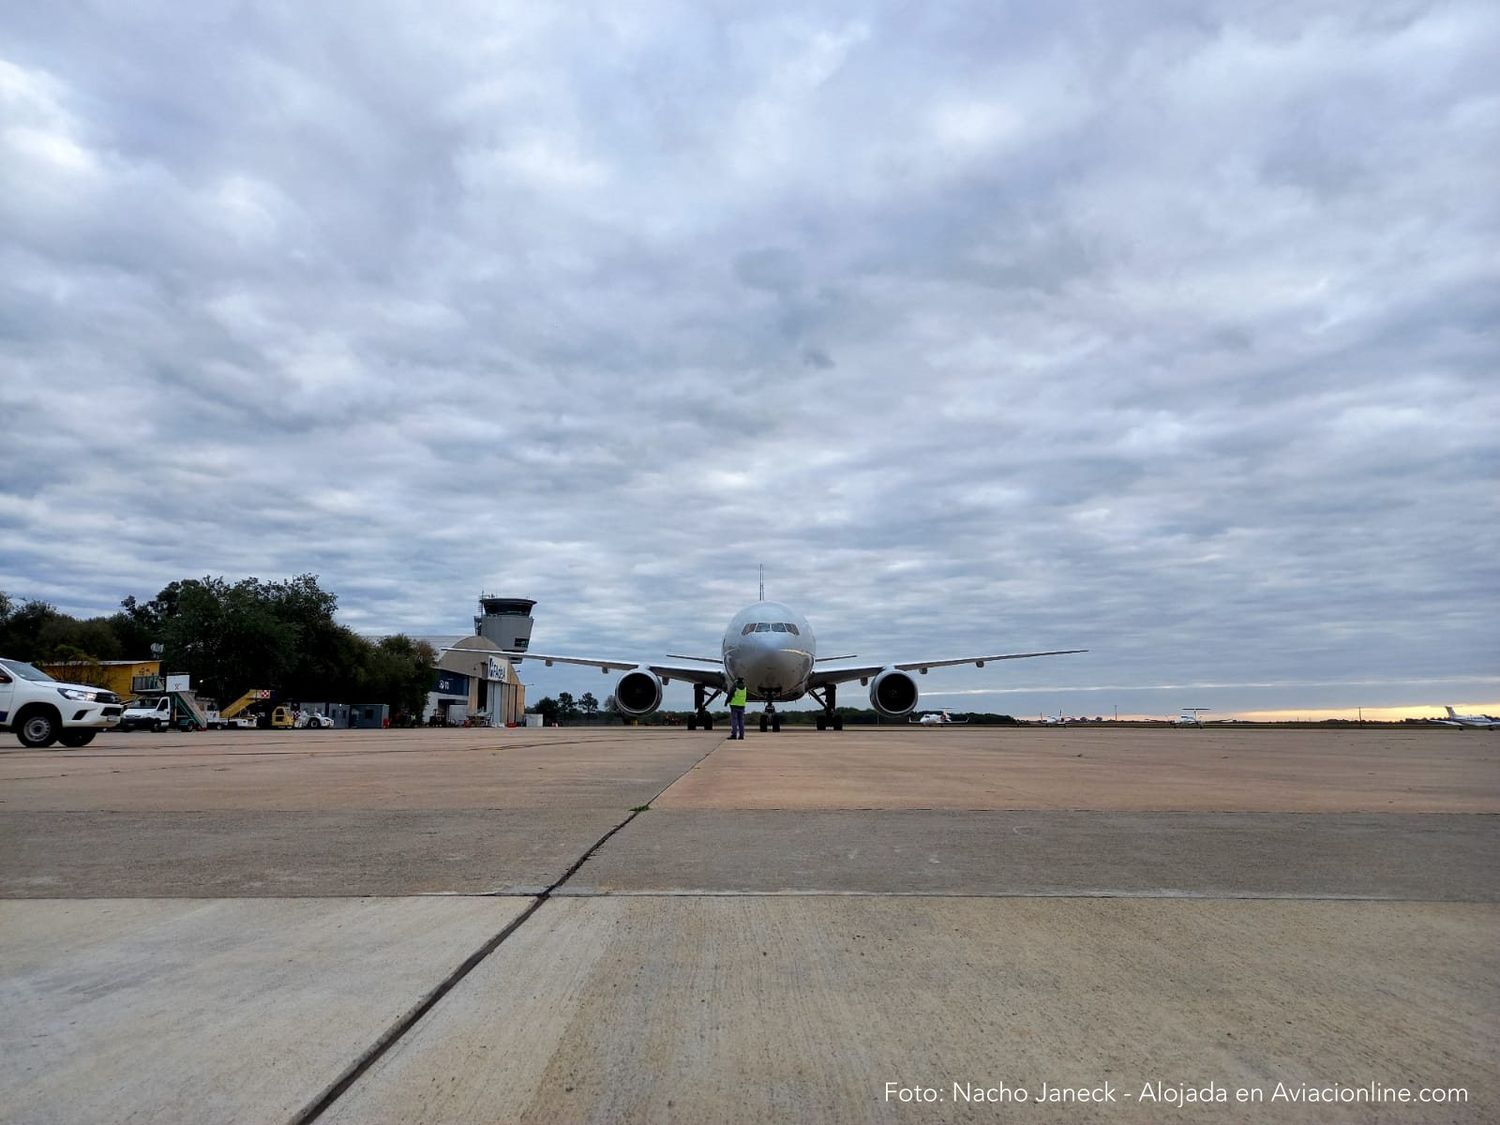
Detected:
[{"left": 418, "top": 596, "right": 535, "bottom": 726}]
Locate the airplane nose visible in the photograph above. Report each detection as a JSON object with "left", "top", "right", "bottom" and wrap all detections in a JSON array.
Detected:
[
  {"left": 736, "top": 637, "right": 810, "bottom": 697},
  {"left": 741, "top": 650, "right": 780, "bottom": 684}
]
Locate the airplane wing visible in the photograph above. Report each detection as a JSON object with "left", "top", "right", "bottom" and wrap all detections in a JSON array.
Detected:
[
  {"left": 498, "top": 652, "right": 727, "bottom": 688},
  {"left": 809, "top": 649, "right": 1087, "bottom": 688}
]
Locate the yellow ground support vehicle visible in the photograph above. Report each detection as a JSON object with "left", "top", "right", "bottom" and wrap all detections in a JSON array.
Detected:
[
  {"left": 220, "top": 689, "right": 271, "bottom": 721},
  {"left": 266, "top": 705, "right": 334, "bottom": 729}
]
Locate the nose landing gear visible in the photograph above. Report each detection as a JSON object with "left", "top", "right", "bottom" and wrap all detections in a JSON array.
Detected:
[{"left": 758, "top": 704, "right": 781, "bottom": 734}]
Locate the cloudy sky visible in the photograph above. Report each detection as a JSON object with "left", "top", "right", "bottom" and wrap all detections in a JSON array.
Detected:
[{"left": 2, "top": 1, "right": 1496, "bottom": 718}]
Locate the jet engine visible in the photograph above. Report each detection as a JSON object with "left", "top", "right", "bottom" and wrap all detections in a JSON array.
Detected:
[
  {"left": 868, "top": 668, "right": 919, "bottom": 718},
  {"left": 613, "top": 668, "right": 664, "bottom": 718}
]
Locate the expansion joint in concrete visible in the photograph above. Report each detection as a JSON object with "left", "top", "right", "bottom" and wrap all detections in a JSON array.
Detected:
[{"left": 290, "top": 734, "right": 727, "bottom": 1124}]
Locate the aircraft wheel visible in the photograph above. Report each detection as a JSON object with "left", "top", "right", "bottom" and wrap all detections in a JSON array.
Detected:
[
  {"left": 816, "top": 715, "right": 826, "bottom": 731},
  {"left": 833, "top": 716, "right": 843, "bottom": 731},
  {"left": 687, "top": 717, "right": 696, "bottom": 731},
  {"left": 771, "top": 716, "right": 781, "bottom": 733},
  {"left": 702, "top": 716, "right": 713, "bottom": 731},
  {"left": 759, "top": 715, "right": 768, "bottom": 733}
]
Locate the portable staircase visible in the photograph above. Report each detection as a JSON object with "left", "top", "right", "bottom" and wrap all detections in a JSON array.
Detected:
[
  {"left": 220, "top": 689, "right": 272, "bottom": 720},
  {"left": 170, "top": 691, "right": 211, "bottom": 731}
]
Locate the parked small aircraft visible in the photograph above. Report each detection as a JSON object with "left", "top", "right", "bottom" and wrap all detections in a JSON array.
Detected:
[
  {"left": 911, "top": 710, "right": 968, "bottom": 725},
  {"left": 1431, "top": 706, "right": 1500, "bottom": 729}
]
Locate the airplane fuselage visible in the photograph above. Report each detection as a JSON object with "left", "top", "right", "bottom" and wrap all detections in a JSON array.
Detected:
[
  {"left": 1436, "top": 708, "right": 1500, "bottom": 729},
  {"left": 914, "top": 711, "right": 960, "bottom": 724},
  {"left": 722, "top": 600, "right": 815, "bottom": 702}
]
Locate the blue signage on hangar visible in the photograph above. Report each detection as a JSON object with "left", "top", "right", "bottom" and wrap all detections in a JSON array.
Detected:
[{"left": 434, "top": 670, "right": 469, "bottom": 696}]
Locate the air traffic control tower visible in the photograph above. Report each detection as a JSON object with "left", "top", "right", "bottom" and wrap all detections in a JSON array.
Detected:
[{"left": 474, "top": 595, "right": 536, "bottom": 656}]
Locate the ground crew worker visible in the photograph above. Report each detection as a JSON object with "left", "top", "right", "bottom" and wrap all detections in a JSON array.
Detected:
[{"left": 729, "top": 677, "right": 748, "bottom": 740}]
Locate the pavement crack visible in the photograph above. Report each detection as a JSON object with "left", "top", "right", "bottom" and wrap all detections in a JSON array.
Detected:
[
  {"left": 291, "top": 734, "right": 726, "bottom": 1125},
  {"left": 549, "top": 735, "right": 727, "bottom": 894}
]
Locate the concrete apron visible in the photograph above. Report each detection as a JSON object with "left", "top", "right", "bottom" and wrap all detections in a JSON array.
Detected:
[
  {"left": 319, "top": 895, "right": 1499, "bottom": 1125},
  {"left": 0, "top": 897, "right": 531, "bottom": 1125},
  {"left": 560, "top": 809, "right": 1500, "bottom": 900}
]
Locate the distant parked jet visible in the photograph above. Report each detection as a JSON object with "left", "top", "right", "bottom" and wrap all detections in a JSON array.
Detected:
[
  {"left": 911, "top": 710, "right": 968, "bottom": 725},
  {"left": 1431, "top": 706, "right": 1500, "bottom": 729}
]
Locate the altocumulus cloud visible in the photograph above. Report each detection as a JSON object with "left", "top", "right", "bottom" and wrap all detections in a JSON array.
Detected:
[{"left": 0, "top": 1, "right": 1496, "bottom": 716}]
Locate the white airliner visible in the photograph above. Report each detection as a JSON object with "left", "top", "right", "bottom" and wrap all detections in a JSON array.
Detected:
[
  {"left": 911, "top": 710, "right": 969, "bottom": 725},
  {"left": 503, "top": 590, "right": 1084, "bottom": 733},
  {"left": 1431, "top": 706, "right": 1500, "bottom": 730}
]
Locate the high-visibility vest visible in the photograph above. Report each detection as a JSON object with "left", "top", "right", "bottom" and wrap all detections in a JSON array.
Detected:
[{"left": 729, "top": 685, "right": 748, "bottom": 707}]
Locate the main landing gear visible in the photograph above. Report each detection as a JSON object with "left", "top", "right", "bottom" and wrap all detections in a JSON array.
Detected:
[
  {"left": 809, "top": 684, "right": 844, "bottom": 731},
  {"left": 687, "top": 683, "right": 721, "bottom": 731},
  {"left": 758, "top": 704, "right": 781, "bottom": 734}
]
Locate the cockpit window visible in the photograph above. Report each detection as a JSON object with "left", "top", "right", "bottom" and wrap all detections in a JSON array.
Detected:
[{"left": 741, "top": 621, "right": 800, "bottom": 636}]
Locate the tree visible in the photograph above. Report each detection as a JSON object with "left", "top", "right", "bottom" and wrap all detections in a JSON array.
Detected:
[
  {"left": 530, "top": 696, "right": 560, "bottom": 725},
  {"left": 157, "top": 577, "right": 299, "bottom": 702},
  {"left": 2, "top": 574, "right": 437, "bottom": 715},
  {"left": 282, "top": 616, "right": 366, "bottom": 704},
  {"left": 108, "top": 600, "right": 160, "bottom": 657},
  {"left": 36, "top": 615, "right": 124, "bottom": 664},
  {"left": 356, "top": 635, "right": 436, "bottom": 719},
  {"left": 0, "top": 595, "right": 134, "bottom": 664},
  {"left": 0, "top": 596, "right": 64, "bottom": 659},
  {"left": 556, "top": 692, "right": 578, "bottom": 722},
  {"left": 580, "top": 692, "right": 599, "bottom": 716}
]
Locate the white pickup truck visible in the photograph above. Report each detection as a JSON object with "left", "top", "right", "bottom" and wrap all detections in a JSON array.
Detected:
[{"left": 0, "top": 657, "right": 124, "bottom": 748}]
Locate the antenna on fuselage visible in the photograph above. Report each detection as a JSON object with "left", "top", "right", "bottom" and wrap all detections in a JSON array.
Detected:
[{"left": 758, "top": 563, "right": 765, "bottom": 602}]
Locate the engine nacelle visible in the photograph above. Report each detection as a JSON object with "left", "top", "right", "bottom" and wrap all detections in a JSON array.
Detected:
[
  {"left": 614, "top": 668, "right": 664, "bottom": 718},
  {"left": 868, "top": 668, "right": 919, "bottom": 718}
]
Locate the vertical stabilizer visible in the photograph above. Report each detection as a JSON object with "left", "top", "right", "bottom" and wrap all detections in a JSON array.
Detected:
[{"left": 1446, "top": 706, "right": 1458, "bottom": 718}]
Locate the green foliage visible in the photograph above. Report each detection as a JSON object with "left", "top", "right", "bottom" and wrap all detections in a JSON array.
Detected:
[
  {"left": 0, "top": 596, "right": 58, "bottom": 657},
  {"left": 580, "top": 691, "right": 599, "bottom": 715},
  {"left": 529, "top": 696, "right": 560, "bottom": 725},
  {"left": 359, "top": 635, "right": 438, "bottom": 720},
  {"left": 555, "top": 691, "right": 578, "bottom": 720},
  {"left": 0, "top": 595, "right": 124, "bottom": 663},
  {"left": 158, "top": 577, "right": 300, "bottom": 702},
  {"left": 0, "top": 576, "right": 435, "bottom": 715}
]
